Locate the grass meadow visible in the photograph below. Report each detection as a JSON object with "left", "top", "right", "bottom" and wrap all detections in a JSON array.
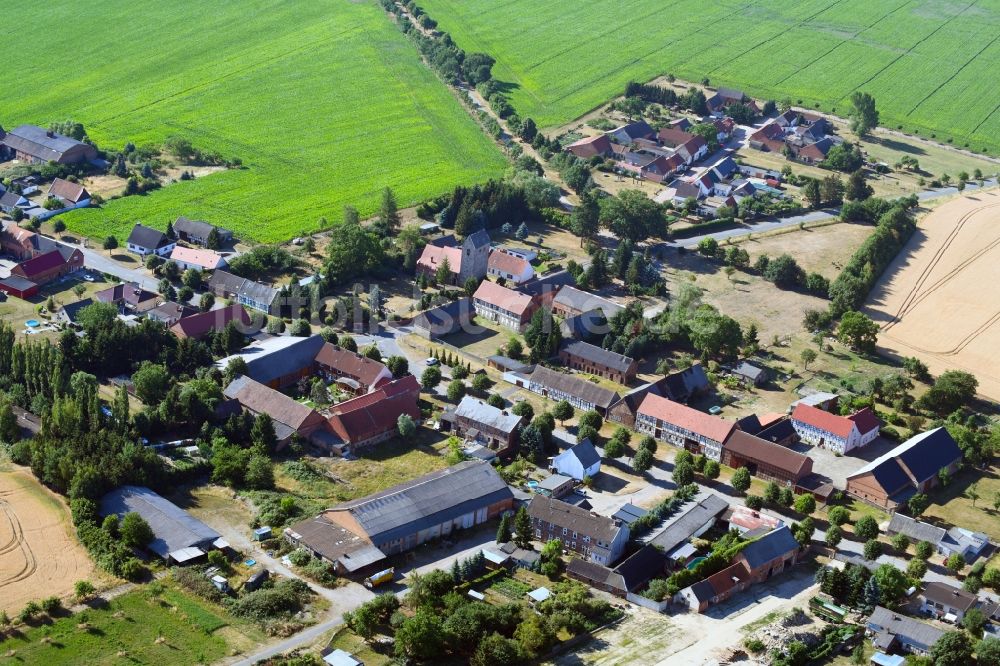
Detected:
[
  {"left": 1, "top": 0, "right": 506, "bottom": 243},
  {"left": 420, "top": 0, "right": 1000, "bottom": 154},
  {"left": 0, "top": 585, "right": 254, "bottom": 665}
]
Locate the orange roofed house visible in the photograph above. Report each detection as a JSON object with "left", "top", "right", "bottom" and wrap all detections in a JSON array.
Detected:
[
  {"left": 314, "top": 342, "right": 393, "bottom": 396},
  {"left": 472, "top": 279, "right": 539, "bottom": 331},
  {"left": 327, "top": 375, "right": 421, "bottom": 454},
  {"left": 487, "top": 249, "right": 534, "bottom": 284},
  {"left": 791, "top": 403, "right": 880, "bottom": 454},
  {"left": 636, "top": 393, "right": 735, "bottom": 461}
]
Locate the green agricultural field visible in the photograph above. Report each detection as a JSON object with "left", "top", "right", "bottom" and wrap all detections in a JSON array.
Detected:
[
  {"left": 1, "top": 0, "right": 506, "bottom": 243},
  {"left": 420, "top": 0, "right": 1000, "bottom": 154}
]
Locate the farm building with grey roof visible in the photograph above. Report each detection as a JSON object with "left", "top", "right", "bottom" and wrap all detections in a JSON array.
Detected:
[{"left": 100, "top": 486, "right": 224, "bottom": 564}]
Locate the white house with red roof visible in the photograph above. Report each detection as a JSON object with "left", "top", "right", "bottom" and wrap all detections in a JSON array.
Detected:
[
  {"left": 472, "top": 280, "right": 538, "bottom": 331},
  {"left": 636, "top": 393, "right": 736, "bottom": 461},
  {"left": 487, "top": 249, "right": 534, "bottom": 284},
  {"left": 790, "top": 403, "right": 881, "bottom": 454},
  {"left": 170, "top": 245, "right": 228, "bottom": 272}
]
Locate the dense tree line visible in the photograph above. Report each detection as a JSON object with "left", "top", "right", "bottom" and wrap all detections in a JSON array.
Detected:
[{"left": 828, "top": 199, "right": 919, "bottom": 316}]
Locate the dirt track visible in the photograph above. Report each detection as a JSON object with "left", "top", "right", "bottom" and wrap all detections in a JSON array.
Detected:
[
  {"left": 0, "top": 467, "right": 96, "bottom": 613},
  {"left": 866, "top": 190, "right": 1000, "bottom": 399}
]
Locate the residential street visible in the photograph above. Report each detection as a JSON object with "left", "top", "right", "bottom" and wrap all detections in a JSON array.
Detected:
[{"left": 56, "top": 238, "right": 161, "bottom": 292}]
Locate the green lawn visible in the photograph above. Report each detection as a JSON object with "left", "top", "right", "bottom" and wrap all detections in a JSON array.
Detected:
[
  {"left": 923, "top": 465, "right": 1000, "bottom": 542},
  {"left": 420, "top": 0, "right": 1000, "bottom": 154},
  {"left": 0, "top": 586, "right": 241, "bottom": 665},
  {"left": 1, "top": 0, "right": 505, "bottom": 243}
]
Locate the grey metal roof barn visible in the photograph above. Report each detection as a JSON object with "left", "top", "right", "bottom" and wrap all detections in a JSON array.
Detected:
[
  {"left": 649, "top": 493, "right": 729, "bottom": 553},
  {"left": 1, "top": 124, "right": 97, "bottom": 163},
  {"left": 887, "top": 513, "right": 947, "bottom": 545},
  {"left": 100, "top": 485, "right": 221, "bottom": 562},
  {"left": 215, "top": 334, "right": 325, "bottom": 386},
  {"left": 867, "top": 606, "right": 946, "bottom": 653},
  {"left": 451, "top": 395, "right": 523, "bottom": 435},
  {"left": 329, "top": 460, "right": 513, "bottom": 545},
  {"left": 552, "top": 286, "right": 624, "bottom": 317}
]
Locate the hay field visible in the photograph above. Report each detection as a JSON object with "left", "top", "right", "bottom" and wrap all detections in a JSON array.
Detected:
[
  {"left": 866, "top": 189, "right": 1000, "bottom": 399},
  {"left": 0, "top": 467, "right": 96, "bottom": 614},
  {"left": 420, "top": 0, "right": 1000, "bottom": 154},
  {"left": 1, "top": 0, "right": 505, "bottom": 243}
]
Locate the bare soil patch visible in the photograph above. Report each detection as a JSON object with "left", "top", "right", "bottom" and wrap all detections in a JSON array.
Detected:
[
  {"left": 865, "top": 190, "right": 1000, "bottom": 400},
  {"left": 733, "top": 221, "right": 874, "bottom": 279},
  {"left": 0, "top": 466, "right": 97, "bottom": 614}
]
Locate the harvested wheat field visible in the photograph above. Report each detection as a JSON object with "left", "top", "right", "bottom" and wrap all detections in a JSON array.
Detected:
[
  {"left": 0, "top": 467, "right": 96, "bottom": 613},
  {"left": 866, "top": 190, "right": 1000, "bottom": 399}
]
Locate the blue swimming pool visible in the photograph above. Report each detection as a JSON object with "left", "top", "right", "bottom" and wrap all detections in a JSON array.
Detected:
[
  {"left": 25, "top": 319, "right": 40, "bottom": 328},
  {"left": 687, "top": 556, "right": 706, "bottom": 570}
]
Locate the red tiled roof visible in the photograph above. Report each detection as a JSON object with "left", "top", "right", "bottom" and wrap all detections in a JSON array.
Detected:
[
  {"left": 473, "top": 280, "right": 535, "bottom": 316},
  {"left": 791, "top": 403, "right": 856, "bottom": 439},
  {"left": 752, "top": 123, "right": 784, "bottom": 141},
  {"left": 757, "top": 412, "right": 786, "bottom": 429},
  {"left": 416, "top": 244, "right": 462, "bottom": 275},
  {"left": 724, "top": 431, "right": 813, "bottom": 479},
  {"left": 12, "top": 249, "right": 66, "bottom": 278},
  {"left": 706, "top": 561, "right": 750, "bottom": 596},
  {"left": 327, "top": 375, "right": 420, "bottom": 444},
  {"left": 657, "top": 127, "right": 694, "bottom": 147},
  {"left": 488, "top": 250, "right": 531, "bottom": 277},
  {"left": 637, "top": 394, "right": 735, "bottom": 443},
  {"left": 170, "top": 304, "right": 251, "bottom": 339},
  {"left": 566, "top": 135, "right": 613, "bottom": 159},
  {"left": 314, "top": 343, "right": 390, "bottom": 388},
  {"left": 848, "top": 407, "right": 881, "bottom": 435},
  {"left": 681, "top": 135, "right": 707, "bottom": 155}
]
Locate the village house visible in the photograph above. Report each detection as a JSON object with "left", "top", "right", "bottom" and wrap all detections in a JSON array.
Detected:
[
  {"left": 791, "top": 403, "right": 881, "bottom": 454},
  {"left": 126, "top": 223, "right": 176, "bottom": 257},
  {"left": 721, "top": 431, "right": 814, "bottom": 486},
  {"left": 606, "top": 120, "right": 655, "bottom": 145},
  {"left": 527, "top": 495, "right": 629, "bottom": 566},
  {"left": 550, "top": 285, "right": 624, "bottom": 320},
  {"left": 169, "top": 303, "right": 253, "bottom": 340},
  {"left": 286, "top": 461, "right": 513, "bottom": 576},
  {"left": 145, "top": 301, "right": 197, "bottom": 327},
  {"left": 169, "top": 246, "right": 228, "bottom": 272},
  {"left": 550, "top": 439, "right": 601, "bottom": 481},
  {"left": 706, "top": 88, "right": 755, "bottom": 115},
  {"left": 636, "top": 393, "right": 736, "bottom": 461},
  {"left": 1, "top": 125, "right": 97, "bottom": 164},
  {"left": 207, "top": 269, "right": 280, "bottom": 314},
  {"left": 565, "top": 134, "right": 614, "bottom": 160},
  {"left": 223, "top": 375, "right": 330, "bottom": 446},
  {"left": 416, "top": 230, "right": 490, "bottom": 285},
  {"left": 918, "top": 582, "right": 998, "bottom": 623},
  {"left": 487, "top": 249, "right": 534, "bottom": 284},
  {"left": 1, "top": 222, "right": 49, "bottom": 260},
  {"left": 675, "top": 525, "right": 800, "bottom": 613},
  {"left": 748, "top": 122, "right": 787, "bottom": 152},
  {"left": 58, "top": 298, "right": 94, "bottom": 326},
  {"left": 566, "top": 545, "right": 667, "bottom": 598},
  {"left": 727, "top": 505, "right": 784, "bottom": 534},
  {"left": 172, "top": 216, "right": 233, "bottom": 247},
  {"left": 412, "top": 297, "right": 474, "bottom": 339},
  {"left": 100, "top": 485, "right": 225, "bottom": 565},
  {"left": 729, "top": 360, "right": 769, "bottom": 387},
  {"left": 215, "top": 334, "right": 326, "bottom": 389},
  {"left": 440, "top": 396, "right": 523, "bottom": 460},
  {"left": 608, "top": 364, "right": 710, "bottom": 428},
  {"left": 472, "top": 279, "right": 538, "bottom": 331},
  {"left": 523, "top": 366, "right": 620, "bottom": 415},
  {"left": 0, "top": 191, "right": 29, "bottom": 216},
  {"left": 326, "top": 375, "right": 421, "bottom": 452},
  {"left": 558, "top": 340, "right": 637, "bottom": 384},
  {"left": 867, "top": 606, "right": 945, "bottom": 656},
  {"left": 314, "top": 343, "right": 392, "bottom": 395},
  {"left": 846, "top": 427, "right": 963, "bottom": 509},
  {"left": 9, "top": 246, "right": 83, "bottom": 286},
  {"left": 47, "top": 177, "right": 90, "bottom": 208},
  {"left": 886, "top": 513, "right": 989, "bottom": 563},
  {"left": 94, "top": 282, "right": 160, "bottom": 313}
]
